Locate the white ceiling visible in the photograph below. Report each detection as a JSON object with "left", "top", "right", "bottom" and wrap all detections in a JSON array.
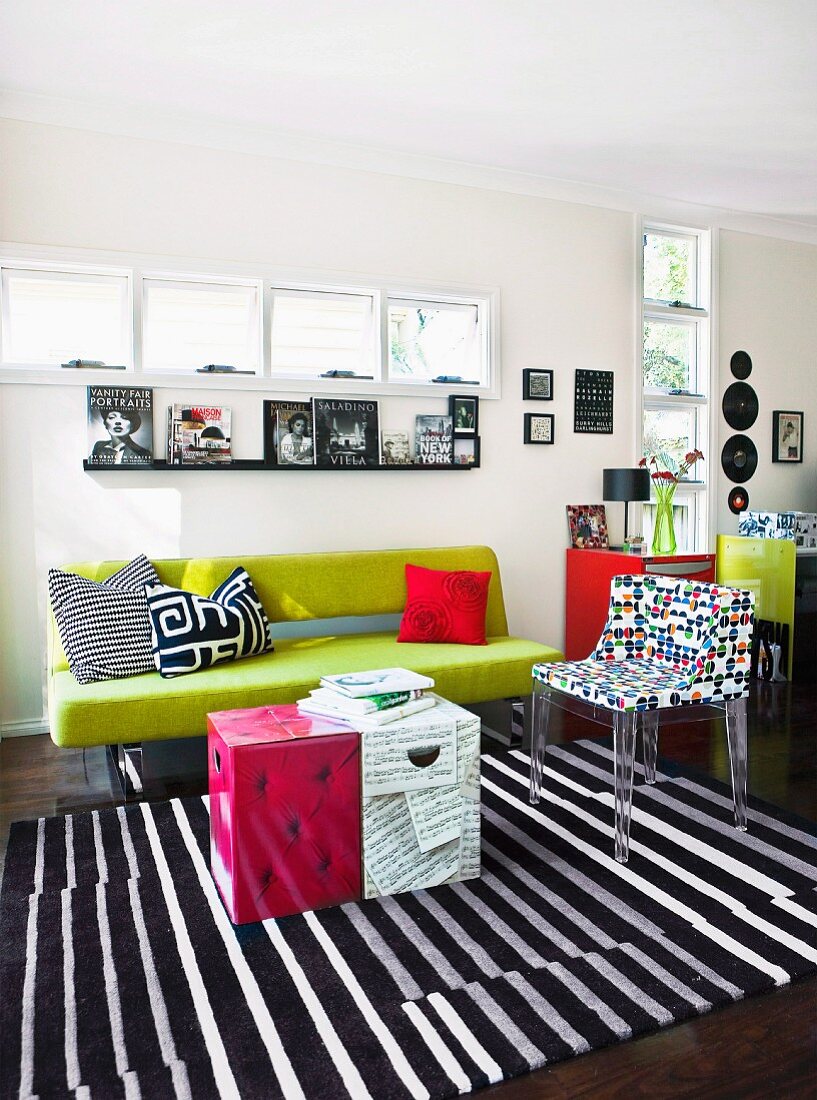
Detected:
[{"left": 2, "top": 1, "right": 816, "bottom": 228}]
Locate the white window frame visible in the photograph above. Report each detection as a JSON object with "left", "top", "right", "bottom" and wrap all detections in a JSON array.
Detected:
[
  {"left": 0, "top": 243, "right": 501, "bottom": 399},
  {"left": 269, "top": 284, "right": 379, "bottom": 381},
  {"left": 0, "top": 259, "right": 133, "bottom": 370},
  {"left": 637, "top": 219, "right": 714, "bottom": 553}
]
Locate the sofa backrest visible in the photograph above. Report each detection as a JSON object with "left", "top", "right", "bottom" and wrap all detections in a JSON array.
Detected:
[{"left": 48, "top": 545, "right": 509, "bottom": 674}]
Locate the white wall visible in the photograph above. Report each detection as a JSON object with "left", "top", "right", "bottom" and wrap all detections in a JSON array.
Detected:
[{"left": 0, "top": 118, "right": 815, "bottom": 733}]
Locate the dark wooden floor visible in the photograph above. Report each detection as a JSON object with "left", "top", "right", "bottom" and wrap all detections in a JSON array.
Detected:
[{"left": 1, "top": 679, "right": 815, "bottom": 1099}]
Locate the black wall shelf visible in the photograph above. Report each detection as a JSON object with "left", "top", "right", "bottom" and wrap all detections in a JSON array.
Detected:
[{"left": 83, "top": 460, "right": 474, "bottom": 472}]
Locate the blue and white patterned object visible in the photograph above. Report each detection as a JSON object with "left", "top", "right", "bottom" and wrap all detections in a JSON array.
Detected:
[
  {"left": 534, "top": 574, "right": 754, "bottom": 711},
  {"left": 146, "top": 567, "right": 273, "bottom": 678}
]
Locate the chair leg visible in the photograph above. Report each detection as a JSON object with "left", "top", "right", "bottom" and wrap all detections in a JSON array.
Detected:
[
  {"left": 529, "top": 681, "right": 552, "bottom": 805},
  {"left": 641, "top": 711, "right": 659, "bottom": 785},
  {"left": 614, "top": 711, "right": 638, "bottom": 863},
  {"left": 725, "top": 696, "right": 749, "bottom": 832}
]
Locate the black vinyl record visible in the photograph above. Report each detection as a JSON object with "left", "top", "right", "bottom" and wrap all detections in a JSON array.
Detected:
[
  {"left": 721, "top": 434, "right": 758, "bottom": 483},
  {"left": 722, "top": 381, "right": 759, "bottom": 430},
  {"left": 730, "top": 350, "right": 752, "bottom": 379},
  {"left": 728, "top": 486, "right": 749, "bottom": 514}
]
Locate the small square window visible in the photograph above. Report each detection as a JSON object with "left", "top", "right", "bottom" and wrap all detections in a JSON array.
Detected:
[
  {"left": 270, "top": 289, "right": 375, "bottom": 377},
  {"left": 388, "top": 298, "right": 483, "bottom": 384},
  {"left": 643, "top": 231, "right": 698, "bottom": 306},
  {"left": 142, "top": 278, "right": 260, "bottom": 373},
  {"left": 643, "top": 319, "right": 698, "bottom": 392},
  {"left": 1, "top": 267, "right": 130, "bottom": 367}
]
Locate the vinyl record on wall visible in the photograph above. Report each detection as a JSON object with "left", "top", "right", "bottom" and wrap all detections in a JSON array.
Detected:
[
  {"left": 728, "top": 487, "right": 750, "bottom": 514},
  {"left": 730, "top": 350, "right": 752, "bottom": 379},
  {"left": 721, "top": 434, "right": 758, "bottom": 483},
  {"left": 722, "top": 381, "right": 759, "bottom": 430}
]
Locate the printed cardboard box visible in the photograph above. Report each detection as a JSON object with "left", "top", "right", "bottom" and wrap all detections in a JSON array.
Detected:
[{"left": 361, "top": 695, "right": 481, "bottom": 899}]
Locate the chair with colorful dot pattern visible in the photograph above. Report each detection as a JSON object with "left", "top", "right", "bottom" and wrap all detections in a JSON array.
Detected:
[{"left": 530, "top": 574, "right": 754, "bottom": 862}]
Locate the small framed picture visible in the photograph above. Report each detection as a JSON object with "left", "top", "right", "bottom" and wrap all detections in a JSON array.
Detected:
[
  {"left": 449, "top": 394, "right": 478, "bottom": 435},
  {"left": 453, "top": 436, "right": 480, "bottom": 467},
  {"left": 772, "top": 410, "right": 803, "bottom": 463},
  {"left": 566, "top": 504, "right": 608, "bottom": 549},
  {"left": 523, "top": 368, "right": 553, "bottom": 401},
  {"left": 524, "top": 413, "right": 554, "bottom": 444}
]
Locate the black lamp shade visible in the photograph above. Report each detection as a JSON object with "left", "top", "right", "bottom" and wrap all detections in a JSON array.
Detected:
[{"left": 603, "top": 468, "right": 651, "bottom": 503}]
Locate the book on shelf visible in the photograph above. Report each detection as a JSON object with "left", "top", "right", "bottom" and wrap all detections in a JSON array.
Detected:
[
  {"left": 380, "top": 430, "right": 412, "bottom": 466},
  {"left": 262, "top": 400, "right": 314, "bottom": 466},
  {"left": 312, "top": 398, "right": 380, "bottom": 468},
  {"left": 297, "top": 694, "right": 437, "bottom": 727},
  {"left": 415, "top": 415, "right": 453, "bottom": 465},
  {"left": 167, "top": 405, "right": 232, "bottom": 465},
  {"left": 319, "top": 667, "right": 435, "bottom": 698},
  {"left": 87, "top": 386, "right": 153, "bottom": 467},
  {"left": 307, "top": 687, "right": 424, "bottom": 715}
]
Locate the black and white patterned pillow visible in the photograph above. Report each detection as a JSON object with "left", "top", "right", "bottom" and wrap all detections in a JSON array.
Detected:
[
  {"left": 48, "top": 555, "right": 160, "bottom": 684},
  {"left": 146, "top": 567, "right": 274, "bottom": 678}
]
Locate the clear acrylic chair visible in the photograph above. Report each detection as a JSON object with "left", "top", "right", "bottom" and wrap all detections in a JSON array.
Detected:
[{"left": 530, "top": 574, "right": 754, "bottom": 863}]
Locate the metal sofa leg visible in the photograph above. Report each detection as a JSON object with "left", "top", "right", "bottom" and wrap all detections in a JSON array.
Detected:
[
  {"left": 480, "top": 697, "right": 525, "bottom": 748},
  {"left": 108, "top": 742, "right": 144, "bottom": 801}
]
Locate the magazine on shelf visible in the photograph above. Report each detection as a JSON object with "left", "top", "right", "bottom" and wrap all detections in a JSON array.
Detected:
[
  {"left": 415, "top": 415, "right": 453, "bottom": 465},
  {"left": 297, "top": 695, "right": 437, "bottom": 727},
  {"left": 319, "top": 667, "right": 435, "bottom": 698},
  {"left": 168, "top": 405, "right": 232, "bottom": 465},
  {"left": 312, "top": 398, "right": 380, "bottom": 468},
  {"left": 307, "top": 687, "right": 424, "bottom": 715},
  {"left": 380, "top": 430, "right": 412, "bottom": 466},
  {"left": 262, "top": 400, "right": 313, "bottom": 465},
  {"left": 87, "top": 386, "right": 153, "bottom": 466}
]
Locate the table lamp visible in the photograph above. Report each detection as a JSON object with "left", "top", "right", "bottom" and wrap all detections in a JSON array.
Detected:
[{"left": 603, "top": 468, "right": 651, "bottom": 545}]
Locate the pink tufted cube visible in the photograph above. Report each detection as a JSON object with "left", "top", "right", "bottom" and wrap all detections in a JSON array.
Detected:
[{"left": 207, "top": 704, "right": 362, "bottom": 924}]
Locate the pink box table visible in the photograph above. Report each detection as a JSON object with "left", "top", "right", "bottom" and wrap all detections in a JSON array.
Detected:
[{"left": 207, "top": 704, "right": 361, "bottom": 924}]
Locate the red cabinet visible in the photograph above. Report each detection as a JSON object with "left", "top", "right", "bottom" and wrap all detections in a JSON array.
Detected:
[{"left": 565, "top": 549, "right": 717, "bottom": 660}]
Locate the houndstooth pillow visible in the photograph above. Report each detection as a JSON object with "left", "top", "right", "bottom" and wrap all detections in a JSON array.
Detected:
[
  {"left": 146, "top": 566, "right": 273, "bottom": 678},
  {"left": 48, "top": 555, "right": 160, "bottom": 684}
]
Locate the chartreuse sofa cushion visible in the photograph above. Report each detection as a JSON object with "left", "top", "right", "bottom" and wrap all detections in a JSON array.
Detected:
[{"left": 47, "top": 546, "right": 563, "bottom": 748}]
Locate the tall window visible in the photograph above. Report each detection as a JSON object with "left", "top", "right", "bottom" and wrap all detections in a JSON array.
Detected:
[{"left": 640, "top": 223, "right": 711, "bottom": 551}]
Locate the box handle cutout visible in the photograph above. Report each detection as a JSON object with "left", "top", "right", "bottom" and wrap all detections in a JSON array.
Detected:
[
  {"left": 407, "top": 746, "right": 440, "bottom": 769},
  {"left": 212, "top": 747, "right": 221, "bottom": 774}
]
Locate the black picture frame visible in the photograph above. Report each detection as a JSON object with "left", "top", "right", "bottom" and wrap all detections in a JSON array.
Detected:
[
  {"left": 524, "top": 413, "right": 554, "bottom": 445},
  {"left": 522, "top": 368, "right": 553, "bottom": 401},
  {"left": 574, "top": 368, "right": 614, "bottom": 434},
  {"left": 449, "top": 394, "right": 478, "bottom": 435},
  {"left": 453, "top": 436, "right": 481, "bottom": 467},
  {"left": 772, "top": 410, "right": 804, "bottom": 463}
]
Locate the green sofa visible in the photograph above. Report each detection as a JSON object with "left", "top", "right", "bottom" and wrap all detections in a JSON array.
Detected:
[{"left": 48, "top": 545, "right": 562, "bottom": 754}]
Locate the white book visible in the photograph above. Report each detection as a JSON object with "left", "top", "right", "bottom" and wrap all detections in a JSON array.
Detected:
[
  {"left": 308, "top": 687, "right": 423, "bottom": 714},
  {"left": 319, "top": 668, "right": 435, "bottom": 698},
  {"left": 298, "top": 695, "right": 437, "bottom": 727}
]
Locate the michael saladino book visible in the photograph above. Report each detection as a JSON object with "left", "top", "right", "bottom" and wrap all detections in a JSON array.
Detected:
[
  {"left": 313, "top": 398, "right": 379, "bottom": 468},
  {"left": 87, "top": 386, "right": 153, "bottom": 466},
  {"left": 380, "top": 429, "right": 412, "bottom": 465},
  {"left": 263, "top": 399, "right": 313, "bottom": 465},
  {"left": 176, "top": 405, "right": 232, "bottom": 465},
  {"left": 415, "top": 415, "right": 453, "bottom": 465}
]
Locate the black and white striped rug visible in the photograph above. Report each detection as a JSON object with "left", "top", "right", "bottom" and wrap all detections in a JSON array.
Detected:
[{"left": 2, "top": 741, "right": 816, "bottom": 1100}]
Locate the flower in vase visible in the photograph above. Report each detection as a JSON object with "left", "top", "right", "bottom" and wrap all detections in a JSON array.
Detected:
[{"left": 639, "top": 448, "right": 704, "bottom": 485}]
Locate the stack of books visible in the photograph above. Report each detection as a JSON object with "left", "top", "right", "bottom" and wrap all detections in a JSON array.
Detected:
[{"left": 297, "top": 667, "right": 436, "bottom": 728}]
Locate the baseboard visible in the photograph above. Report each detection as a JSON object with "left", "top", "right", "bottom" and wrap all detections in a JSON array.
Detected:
[{"left": 1, "top": 718, "right": 49, "bottom": 738}]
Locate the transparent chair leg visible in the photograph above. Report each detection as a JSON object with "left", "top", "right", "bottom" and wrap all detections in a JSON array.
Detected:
[
  {"left": 725, "top": 696, "right": 749, "bottom": 832},
  {"left": 641, "top": 711, "right": 659, "bottom": 785},
  {"left": 529, "top": 680, "right": 552, "bottom": 805},
  {"left": 614, "top": 711, "right": 638, "bottom": 863}
]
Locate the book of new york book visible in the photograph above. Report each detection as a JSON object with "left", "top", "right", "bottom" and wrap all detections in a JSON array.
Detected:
[
  {"left": 319, "top": 668, "right": 434, "bottom": 698},
  {"left": 415, "top": 415, "right": 453, "bottom": 465},
  {"left": 262, "top": 400, "right": 313, "bottom": 465},
  {"left": 313, "top": 398, "right": 380, "bottom": 468},
  {"left": 168, "top": 405, "right": 232, "bottom": 465},
  {"left": 87, "top": 386, "right": 153, "bottom": 466}
]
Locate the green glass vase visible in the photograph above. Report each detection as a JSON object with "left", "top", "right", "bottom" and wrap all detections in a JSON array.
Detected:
[{"left": 651, "top": 481, "right": 678, "bottom": 556}]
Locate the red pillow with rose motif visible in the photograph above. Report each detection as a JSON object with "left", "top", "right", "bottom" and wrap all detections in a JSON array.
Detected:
[{"left": 397, "top": 564, "right": 491, "bottom": 645}]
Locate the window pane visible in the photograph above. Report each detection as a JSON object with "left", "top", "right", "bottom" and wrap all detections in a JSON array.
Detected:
[
  {"left": 143, "top": 280, "right": 259, "bottom": 373},
  {"left": 643, "top": 407, "right": 698, "bottom": 473},
  {"left": 643, "top": 232, "right": 696, "bottom": 304},
  {"left": 643, "top": 320, "right": 696, "bottom": 390},
  {"left": 2, "top": 268, "right": 129, "bottom": 366},
  {"left": 389, "top": 299, "right": 482, "bottom": 383},
  {"left": 271, "top": 291, "right": 373, "bottom": 376}
]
